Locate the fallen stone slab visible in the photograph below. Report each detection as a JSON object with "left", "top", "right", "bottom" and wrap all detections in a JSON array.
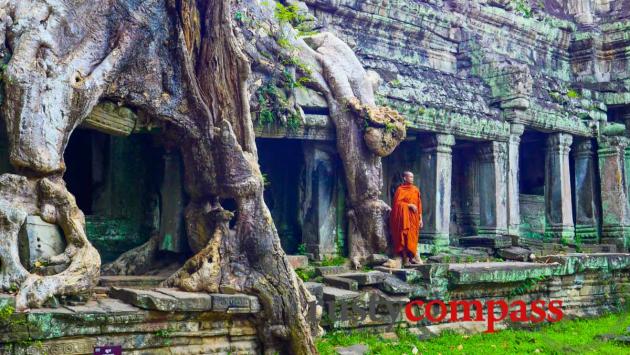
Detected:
[
  {"left": 498, "top": 246, "right": 533, "bottom": 261},
  {"left": 336, "top": 271, "right": 386, "bottom": 285},
  {"left": 378, "top": 274, "right": 415, "bottom": 295},
  {"left": 323, "top": 275, "right": 359, "bottom": 291},
  {"left": 322, "top": 287, "right": 360, "bottom": 302},
  {"left": 448, "top": 262, "right": 559, "bottom": 284},
  {"left": 287, "top": 255, "right": 309, "bottom": 269},
  {"left": 335, "top": 344, "right": 368, "bottom": 355},
  {"left": 316, "top": 265, "right": 349, "bottom": 276},
  {"left": 109, "top": 287, "right": 214, "bottom": 311}
]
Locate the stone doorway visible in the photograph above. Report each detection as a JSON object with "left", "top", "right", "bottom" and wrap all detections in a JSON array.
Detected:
[{"left": 64, "top": 129, "right": 167, "bottom": 263}]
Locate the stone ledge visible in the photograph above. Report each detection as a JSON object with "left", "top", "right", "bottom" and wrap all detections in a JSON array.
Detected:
[
  {"left": 108, "top": 287, "right": 260, "bottom": 313},
  {"left": 448, "top": 262, "right": 560, "bottom": 285},
  {"left": 537, "top": 253, "right": 630, "bottom": 275}
]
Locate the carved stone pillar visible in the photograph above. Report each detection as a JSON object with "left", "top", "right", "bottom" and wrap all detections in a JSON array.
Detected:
[
  {"left": 300, "top": 142, "right": 338, "bottom": 260},
  {"left": 598, "top": 136, "right": 630, "bottom": 249},
  {"left": 418, "top": 134, "right": 455, "bottom": 247},
  {"left": 544, "top": 133, "right": 574, "bottom": 243},
  {"left": 507, "top": 124, "right": 524, "bottom": 236},
  {"left": 573, "top": 139, "right": 600, "bottom": 243},
  {"left": 457, "top": 149, "right": 480, "bottom": 236},
  {"left": 477, "top": 141, "right": 508, "bottom": 236}
]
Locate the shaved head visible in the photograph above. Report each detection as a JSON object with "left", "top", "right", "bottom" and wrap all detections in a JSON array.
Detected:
[{"left": 402, "top": 171, "right": 414, "bottom": 184}]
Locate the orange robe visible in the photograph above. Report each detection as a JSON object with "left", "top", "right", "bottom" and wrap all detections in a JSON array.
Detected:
[{"left": 389, "top": 183, "right": 422, "bottom": 257}]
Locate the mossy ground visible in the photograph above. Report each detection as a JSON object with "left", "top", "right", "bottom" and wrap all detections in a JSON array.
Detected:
[{"left": 316, "top": 311, "right": 630, "bottom": 354}]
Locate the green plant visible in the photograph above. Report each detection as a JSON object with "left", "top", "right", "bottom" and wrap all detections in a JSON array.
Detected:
[
  {"left": 295, "top": 267, "right": 316, "bottom": 282},
  {"left": 567, "top": 88, "right": 581, "bottom": 99},
  {"left": 512, "top": 0, "right": 533, "bottom": 18},
  {"left": 297, "top": 243, "right": 307, "bottom": 255},
  {"left": 319, "top": 255, "right": 347, "bottom": 267},
  {"left": 156, "top": 327, "right": 175, "bottom": 346}
]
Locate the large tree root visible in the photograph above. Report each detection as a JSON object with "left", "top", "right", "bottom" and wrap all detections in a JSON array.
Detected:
[
  {"left": 100, "top": 235, "right": 160, "bottom": 276},
  {"left": 288, "top": 32, "right": 406, "bottom": 268},
  {"left": 0, "top": 174, "right": 100, "bottom": 310}
]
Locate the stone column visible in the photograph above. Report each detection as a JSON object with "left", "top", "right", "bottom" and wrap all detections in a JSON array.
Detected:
[
  {"left": 457, "top": 148, "right": 480, "bottom": 235},
  {"left": 598, "top": 136, "right": 630, "bottom": 249},
  {"left": 507, "top": 124, "right": 524, "bottom": 236},
  {"left": 418, "top": 134, "right": 455, "bottom": 247},
  {"left": 159, "top": 150, "right": 186, "bottom": 253},
  {"left": 477, "top": 141, "right": 508, "bottom": 236},
  {"left": 573, "top": 139, "right": 600, "bottom": 243},
  {"left": 544, "top": 133, "right": 574, "bottom": 243},
  {"left": 300, "top": 142, "right": 338, "bottom": 260}
]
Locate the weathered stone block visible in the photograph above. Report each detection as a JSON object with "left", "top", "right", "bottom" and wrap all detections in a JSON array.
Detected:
[
  {"left": 322, "top": 286, "right": 359, "bottom": 302},
  {"left": 211, "top": 293, "right": 259, "bottom": 313},
  {"left": 323, "top": 276, "right": 358, "bottom": 291},
  {"left": 18, "top": 215, "right": 66, "bottom": 271},
  {"left": 305, "top": 282, "right": 324, "bottom": 305},
  {"left": 336, "top": 271, "right": 386, "bottom": 285},
  {"left": 108, "top": 287, "right": 214, "bottom": 311},
  {"left": 315, "top": 265, "right": 349, "bottom": 276},
  {"left": 378, "top": 275, "right": 414, "bottom": 295},
  {"left": 498, "top": 246, "right": 533, "bottom": 261}
]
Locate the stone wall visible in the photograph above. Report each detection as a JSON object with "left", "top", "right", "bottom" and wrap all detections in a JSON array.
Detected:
[{"left": 316, "top": 254, "right": 630, "bottom": 333}]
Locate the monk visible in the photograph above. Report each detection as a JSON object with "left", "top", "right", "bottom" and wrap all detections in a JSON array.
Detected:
[{"left": 389, "top": 171, "right": 423, "bottom": 266}]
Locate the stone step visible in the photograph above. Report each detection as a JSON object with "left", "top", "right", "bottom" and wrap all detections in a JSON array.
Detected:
[
  {"left": 378, "top": 274, "right": 415, "bottom": 295},
  {"left": 323, "top": 275, "right": 358, "bottom": 291},
  {"left": 108, "top": 287, "right": 260, "bottom": 313},
  {"left": 373, "top": 266, "right": 423, "bottom": 283},
  {"left": 335, "top": 271, "right": 386, "bottom": 286},
  {"left": 286, "top": 255, "right": 309, "bottom": 269},
  {"left": 315, "top": 265, "right": 349, "bottom": 276},
  {"left": 428, "top": 253, "right": 487, "bottom": 263},
  {"left": 497, "top": 246, "right": 534, "bottom": 261},
  {"left": 459, "top": 236, "right": 512, "bottom": 249},
  {"left": 99, "top": 275, "right": 166, "bottom": 288},
  {"left": 322, "top": 286, "right": 360, "bottom": 302}
]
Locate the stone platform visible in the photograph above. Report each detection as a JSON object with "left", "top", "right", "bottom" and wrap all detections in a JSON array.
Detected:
[
  {"left": 0, "top": 287, "right": 261, "bottom": 355},
  {"left": 309, "top": 253, "right": 630, "bottom": 331}
]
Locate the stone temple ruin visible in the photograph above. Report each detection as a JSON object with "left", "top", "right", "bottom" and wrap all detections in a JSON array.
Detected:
[{"left": 4, "top": 0, "right": 630, "bottom": 354}]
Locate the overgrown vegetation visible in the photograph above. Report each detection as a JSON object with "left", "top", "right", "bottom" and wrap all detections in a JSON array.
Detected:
[
  {"left": 295, "top": 267, "right": 317, "bottom": 282},
  {"left": 317, "top": 310, "right": 630, "bottom": 354}
]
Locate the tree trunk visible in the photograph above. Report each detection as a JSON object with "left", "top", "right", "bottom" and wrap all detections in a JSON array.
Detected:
[{"left": 0, "top": 0, "right": 406, "bottom": 352}]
